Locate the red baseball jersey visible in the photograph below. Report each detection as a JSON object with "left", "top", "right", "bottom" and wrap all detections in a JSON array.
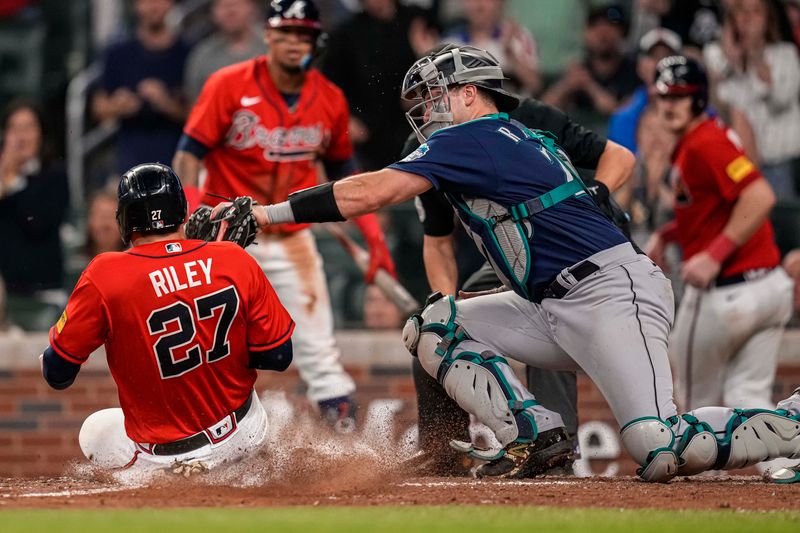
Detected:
[
  {"left": 184, "top": 56, "right": 353, "bottom": 233},
  {"left": 670, "top": 117, "right": 780, "bottom": 277},
  {"left": 49, "top": 239, "right": 294, "bottom": 444}
]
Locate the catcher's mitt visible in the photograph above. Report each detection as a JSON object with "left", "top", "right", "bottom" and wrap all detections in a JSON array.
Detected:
[
  {"left": 215, "top": 196, "right": 258, "bottom": 248},
  {"left": 185, "top": 196, "right": 259, "bottom": 249},
  {"left": 185, "top": 205, "right": 218, "bottom": 241}
]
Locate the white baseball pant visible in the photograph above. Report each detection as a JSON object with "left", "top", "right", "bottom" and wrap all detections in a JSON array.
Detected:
[
  {"left": 670, "top": 267, "right": 794, "bottom": 411},
  {"left": 248, "top": 229, "right": 355, "bottom": 403},
  {"left": 78, "top": 390, "right": 268, "bottom": 473}
]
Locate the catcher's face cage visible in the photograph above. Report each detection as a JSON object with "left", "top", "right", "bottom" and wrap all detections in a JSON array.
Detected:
[
  {"left": 116, "top": 164, "right": 187, "bottom": 244},
  {"left": 402, "top": 45, "right": 512, "bottom": 143}
]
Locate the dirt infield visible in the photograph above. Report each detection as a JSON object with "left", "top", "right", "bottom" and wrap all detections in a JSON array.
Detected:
[{"left": 2, "top": 473, "right": 799, "bottom": 511}]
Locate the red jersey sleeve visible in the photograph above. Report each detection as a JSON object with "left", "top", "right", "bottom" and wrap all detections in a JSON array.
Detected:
[
  {"left": 183, "top": 69, "right": 233, "bottom": 149},
  {"left": 49, "top": 272, "right": 109, "bottom": 364},
  {"left": 324, "top": 89, "right": 354, "bottom": 163},
  {"left": 700, "top": 132, "right": 762, "bottom": 202},
  {"left": 243, "top": 256, "right": 294, "bottom": 351}
]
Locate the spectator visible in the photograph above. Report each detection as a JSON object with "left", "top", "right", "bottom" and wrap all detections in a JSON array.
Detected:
[
  {"left": 92, "top": 0, "right": 190, "bottom": 174},
  {"left": 442, "top": 0, "right": 541, "bottom": 96},
  {"left": 362, "top": 285, "right": 404, "bottom": 329},
  {"left": 660, "top": 0, "right": 722, "bottom": 52},
  {"left": 542, "top": 5, "right": 641, "bottom": 131},
  {"left": 0, "top": 100, "right": 68, "bottom": 299},
  {"left": 322, "top": 0, "right": 429, "bottom": 170},
  {"left": 704, "top": 0, "right": 800, "bottom": 197},
  {"left": 86, "top": 188, "right": 126, "bottom": 258},
  {"left": 608, "top": 28, "right": 682, "bottom": 229},
  {"left": 184, "top": 0, "right": 263, "bottom": 104}
]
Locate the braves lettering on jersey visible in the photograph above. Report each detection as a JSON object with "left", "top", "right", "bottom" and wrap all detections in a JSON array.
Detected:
[
  {"left": 389, "top": 115, "right": 626, "bottom": 293},
  {"left": 49, "top": 240, "right": 294, "bottom": 443},
  {"left": 184, "top": 57, "right": 352, "bottom": 233},
  {"left": 670, "top": 117, "right": 780, "bottom": 277}
]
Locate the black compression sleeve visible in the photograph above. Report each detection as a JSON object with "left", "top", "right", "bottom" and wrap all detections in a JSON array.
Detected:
[
  {"left": 418, "top": 190, "right": 455, "bottom": 236},
  {"left": 288, "top": 182, "right": 346, "bottom": 223},
  {"left": 42, "top": 345, "right": 81, "bottom": 390},
  {"left": 249, "top": 339, "right": 293, "bottom": 372}
]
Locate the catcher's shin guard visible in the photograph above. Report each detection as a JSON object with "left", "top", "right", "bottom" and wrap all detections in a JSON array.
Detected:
[
  {"left": 620, "top": 417, "right": 678, "bottom": 482},
  {"left": 403, "top": 294, "right": 544, "bottom": 446},
  {"left": 674, "top": 409, "right": 800, "bottom": 474}
]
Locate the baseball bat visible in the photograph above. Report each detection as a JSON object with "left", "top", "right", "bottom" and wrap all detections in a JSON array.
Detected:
[{"left": 323, "top": 223, "right": 420, "bottom": 315}]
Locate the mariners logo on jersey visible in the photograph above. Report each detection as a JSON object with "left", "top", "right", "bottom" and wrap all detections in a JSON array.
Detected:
[
  {"left": 401, "top": 143, "right": 429, "bottom": 162},
  {"left": 225, "top": 110, "right": 324, "bottom": 162}
]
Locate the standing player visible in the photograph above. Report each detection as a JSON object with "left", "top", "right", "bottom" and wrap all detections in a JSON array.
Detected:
[
  {"left": 228, "top": 45, "right": 800, "bottom": 480},
  {"left": 645, "top": 57, "right": 793, "bottom": 415},
  {"left": 41, "top": 163, "right": 294, "bottom": 474},
  {"left": 172, "top": 0, "right": 396, "bottom": 429}
]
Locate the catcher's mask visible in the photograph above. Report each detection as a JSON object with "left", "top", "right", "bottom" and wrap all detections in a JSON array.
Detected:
[
  {"left": 401, "top": 44, "right": 520, "bottom": 143},
  {"left": 116, "top": 163, "right": 187, "bottom": 244}
]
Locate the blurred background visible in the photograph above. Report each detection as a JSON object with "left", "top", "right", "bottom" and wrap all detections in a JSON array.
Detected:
[{"left": 3, "top": 0, "right": 800, "bottom": 478}]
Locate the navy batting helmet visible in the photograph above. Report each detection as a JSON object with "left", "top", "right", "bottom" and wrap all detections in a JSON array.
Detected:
[
  {"left": 266, "top": 0, "right": 322, "bottom": 33},
  {"left": 654, "top": 55, "right": 709, "bottom": 115},
  {"left": 116, "top": 163, "right": 187, "bottom": 244}
]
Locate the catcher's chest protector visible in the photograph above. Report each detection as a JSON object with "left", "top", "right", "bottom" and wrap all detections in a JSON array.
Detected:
[{"left": 445, "top": 130, "right": 587, "bottom": 301}]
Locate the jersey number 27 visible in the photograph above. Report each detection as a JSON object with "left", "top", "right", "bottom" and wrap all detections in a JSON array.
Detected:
[{"left": 147, "top": 286, "right": 240, "bottom": 379}]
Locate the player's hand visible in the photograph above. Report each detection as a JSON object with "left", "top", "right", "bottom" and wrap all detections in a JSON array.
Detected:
[
  {"left": 681, "top": 251, "right": 721, "bottom": 289},
  {"left": 354, "top": 214, "right": 396, "bottom": 284},
  {"left": 645, "top": 232, "right": 668, "bottom": 272}
]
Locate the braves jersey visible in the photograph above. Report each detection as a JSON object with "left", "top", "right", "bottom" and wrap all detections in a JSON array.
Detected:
[
  {"left": 670, "top": 117, "right": 780, "bottom": 277},
  {"left": 184, "top": 56, "right": 353, "bottom": 233},
  {"left": 49, "top": 240, "right": 294, "bottom": 444},
  {"left": 389, "top": 114, "right": 627, "bottom": 293}
]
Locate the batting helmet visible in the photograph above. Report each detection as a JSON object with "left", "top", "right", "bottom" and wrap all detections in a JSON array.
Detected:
[
  {"left": 116, "top": 163, "right": 187, "bottom": 245},
  {"left": 654, "top": 55, "right": 708, "bottom": 115},
  {"left": 266, "top": 0, "right": 322, "bottom": 33},
  {"left": 402, "top": 44, "right": 520, "bottom": 142}
]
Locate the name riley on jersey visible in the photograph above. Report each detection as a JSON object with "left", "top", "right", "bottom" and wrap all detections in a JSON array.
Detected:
[{"left": 149, "top": 258, "right": 213, "bottom": 297}]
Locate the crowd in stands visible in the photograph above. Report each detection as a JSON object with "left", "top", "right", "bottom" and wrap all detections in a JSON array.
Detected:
[{"left": 1, "top": 0, "right": 800, "bottom": 331}]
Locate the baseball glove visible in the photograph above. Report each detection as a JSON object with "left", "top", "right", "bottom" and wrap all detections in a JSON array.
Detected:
[
  {"left": 215, "top": 196, "right": 259, "bottom": 248},
  {"left": 185, "top": 205, "right": 219, "bottom": 241}
]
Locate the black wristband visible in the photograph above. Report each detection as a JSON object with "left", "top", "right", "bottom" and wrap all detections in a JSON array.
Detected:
[{"left": 288, "top": 182, "right": 346, "bottom": 223}]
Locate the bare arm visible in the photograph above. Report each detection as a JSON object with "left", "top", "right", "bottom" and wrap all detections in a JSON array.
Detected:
[
  {"left": 593, "top": 140, "right": 635, "bottom": 193},
  {"left": 721, "top": 178, "right": 776, "bottom": 245},
  {"left": 423, "top": 234, "right": 458, "bottom": 295},
  {"left": 332, "top": 169, "right": 433, "bottom": 218},
  {"left": 172, "top": 150, "right": 203, "bottom": 188}
]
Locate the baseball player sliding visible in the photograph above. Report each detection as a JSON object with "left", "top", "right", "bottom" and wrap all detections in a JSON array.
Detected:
[
  {"left": 209, "top": 45, "right": 800, "bottom": 481},
  {"left": 172, "top": 0, "right": 395, "bottom": 430},
  {"left": 40, "top": 164, "right": 294, "bottom": 475}
]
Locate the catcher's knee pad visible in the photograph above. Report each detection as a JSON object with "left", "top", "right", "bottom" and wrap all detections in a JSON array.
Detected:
[
  {"left": 402, "top": 293, "right": 537, "bottom": 445},
  {"left": 403, "top": 293, "right": 464, "bottom": 379},
  {"left": 440, "top": 350, "right": 538, "bottom": 446},
  {"left": 620, "top": 417, "right": 678, "bottom": 482},
  {"left": 674, "top": 414, "right": 718, "bottom": 476},
  {"left": 714, "top": 410, "right": 800, "bottom": 470}
]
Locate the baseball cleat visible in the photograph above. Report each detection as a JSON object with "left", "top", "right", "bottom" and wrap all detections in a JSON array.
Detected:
[
  {"left": 769, "top": 464, "right": 800, "bottom": 484},
  {"left": 475, "top": 428, "right": 574, "bottom": 479},
  {"left": 400, "top": 448, "right": 474, "bottom": 477},
  {"left": 318, "top": 396, "right": 357, "bottom": 434}
]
